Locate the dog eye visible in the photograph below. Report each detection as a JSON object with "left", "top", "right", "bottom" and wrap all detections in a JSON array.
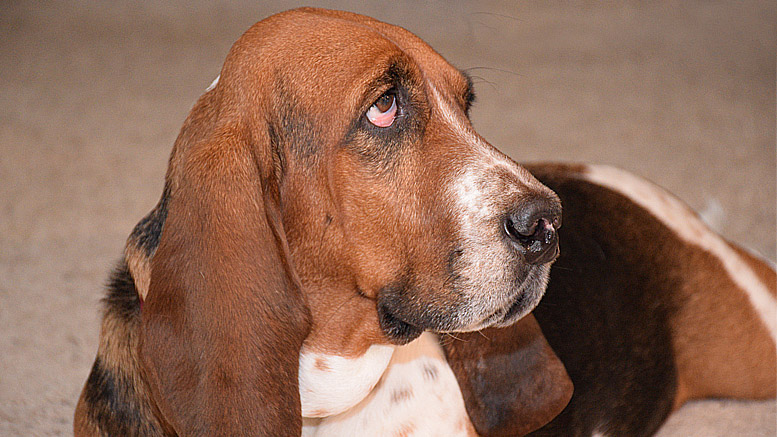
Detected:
[{"left": 366, "top": 92, "right": 397, "bottom": 128}]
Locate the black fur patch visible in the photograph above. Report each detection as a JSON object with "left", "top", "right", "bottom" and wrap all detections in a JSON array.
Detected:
[
  {"left": 270, "top": 78, "right": 322, "bottom": 163},
  {"left": 527, "top": 169, "right": 678, "bottom": 436},
  {"left": 103, "top": 260, "right": 141, "bottom": 321},
  {"left": 82, "top": 357, "right": 161, "bottom": 436},
  {"left": 128, "top": 188, "right": 169, "bottom": 259},
  {"left": 81, "top": 262, "right": 164, "bottom": 435},
  {"left": 460, "top": 70, "right": 476, "bottom": 116},
  {"left": 345, "top": 60, "right": 427, "bottom": 167}
]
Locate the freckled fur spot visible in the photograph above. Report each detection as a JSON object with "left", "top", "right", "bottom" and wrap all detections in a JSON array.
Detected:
[
  {"left": 310, "top": 409, "right": 329, "bottom": 417},
  {"left": 314, "top": 357, "right": 330, "bottom": 372},
  {"left": 298, "top": 345, "right": 395, "bottom": 418},
  {"left": 422, "top": 363, "right": 438, "bottom": 381},
  {"left": 393, "top": 422, "right": 416, "bottom": 437},
  {"left": 306, "top": 333, "right": 474, "bottom": 435},
  {"left": 390, "top": 387, "right": 414, "bottom": 404}
]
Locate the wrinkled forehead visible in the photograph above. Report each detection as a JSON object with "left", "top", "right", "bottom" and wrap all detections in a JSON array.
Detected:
[
  {"left": 223, "top": 8, "right": 471, "bottom": 109},
  {"left": 306, "top": 8, "right": 471, "bottom": 94}
]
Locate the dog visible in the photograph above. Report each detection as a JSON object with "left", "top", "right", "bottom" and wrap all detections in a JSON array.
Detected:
[{"left": 75, "top": 8, "right": 775, "bottom": 436}]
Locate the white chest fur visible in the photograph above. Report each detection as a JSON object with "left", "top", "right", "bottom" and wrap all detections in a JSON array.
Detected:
[
  {"left": 299, "top": 343, "right": 395, "bottom": 418},
  {"left": 302, "top": 332, "right": 475, "bottom": 436}
]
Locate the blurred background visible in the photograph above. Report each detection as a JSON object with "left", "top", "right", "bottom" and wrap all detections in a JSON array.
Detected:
[{"left": 1, "top": 1, "right": 774, "bottom": 435}]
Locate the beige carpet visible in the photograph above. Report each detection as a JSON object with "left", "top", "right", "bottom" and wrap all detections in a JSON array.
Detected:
[{"left": 1, "top": 1, "right": 774, "bottom": 435}]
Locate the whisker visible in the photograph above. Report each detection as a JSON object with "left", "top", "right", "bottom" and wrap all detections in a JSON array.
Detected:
[
  {"left": 469, "top": 11, "right": 525, "bottom": 23},
  {"left": 442, "top": 332, "right": 466, "bottom": 344},
  {"left": 468, "top": 75, "right": 497, "bottom": 91}
]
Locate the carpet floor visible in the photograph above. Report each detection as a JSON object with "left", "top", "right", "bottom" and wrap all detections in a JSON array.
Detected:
[{"left": 1, "top": 1, "right": 774, "bottom": 435}]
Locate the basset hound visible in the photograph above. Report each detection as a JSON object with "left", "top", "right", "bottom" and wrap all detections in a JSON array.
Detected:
[{"left": 74, "top": 8, "right": 776, "bottom": 436}]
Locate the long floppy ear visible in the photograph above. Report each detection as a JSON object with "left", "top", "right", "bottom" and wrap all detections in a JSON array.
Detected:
[
  {"left": 442, "top": 315, "right": 573, "bottom": 436},
  {"left": 139, "top": 120, "right": 311, "bottom": 435}
]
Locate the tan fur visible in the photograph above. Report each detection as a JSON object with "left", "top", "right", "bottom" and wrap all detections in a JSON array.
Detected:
[
  {"left": 74, "top": 285, "right": 169, "bottom": 436},
  {"left": 124, "top": 240, "right": 151, "bottom": 301},
  {"left": 73, "top": 396, "right": 100, "bottom": 437},
  {"left": 673, "top": 246, "right": 777, "bottom": 405}
]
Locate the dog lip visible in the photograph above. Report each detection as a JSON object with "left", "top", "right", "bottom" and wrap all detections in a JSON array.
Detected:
[
  {"left": 377, "top": 301, "right": 423, "bottom": 345},
  {"left": 480, "top": 264, "right": 550, "bottom": 329},
  {"left": 479, "top": 292, "right": 527, "bottom": 328},
  {"left": 500, "top": 293, "right": 529, "bottom": 322}
]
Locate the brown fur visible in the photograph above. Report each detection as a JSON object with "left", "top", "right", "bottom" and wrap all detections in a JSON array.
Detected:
[
  {"left": 443, "top": 315, "right": 574, "bottom": 436},
  {"left": 524, "top": 163, "right": 776, "bottom": 436},
  {"left": 76, "top": 8, "right": 569, "bottom": 436},
  {"left": 672, "top": 244, "right": 776, "bottom": 405}
]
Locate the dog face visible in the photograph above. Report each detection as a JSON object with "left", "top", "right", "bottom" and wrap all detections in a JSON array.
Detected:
[
  {"left": 228, "top": 11, "right": 562, "bottom": 345},
  {"left": 76, "top": 9, "right": 575, "bottom": 435}
]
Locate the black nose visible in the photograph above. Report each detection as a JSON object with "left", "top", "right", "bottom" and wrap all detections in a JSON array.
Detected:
[{"left": 504, "top": 200, "right": 561, "bottom": 265}]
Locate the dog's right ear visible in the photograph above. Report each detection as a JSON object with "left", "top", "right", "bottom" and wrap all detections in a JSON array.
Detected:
[
  {"left": 139, "top": 86, "right": 311, "bottom": 435},
  {"left": 442, "top": 315, "right": 573, "bottom": 436}
]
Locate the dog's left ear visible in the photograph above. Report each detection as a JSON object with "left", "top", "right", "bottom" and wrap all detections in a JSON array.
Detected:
[{"left": 442, "top": 315, "right": 573, "bottom": 436}]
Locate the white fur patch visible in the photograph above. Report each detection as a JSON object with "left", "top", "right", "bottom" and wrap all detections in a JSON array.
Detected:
[
  {"left": 427, "top": 82, "right": 533, "bottom": 187},
  {"left": 299, "top": 344, "right": 395, "bottom": 417},
  {"left": 302, "top": 332, "right": 474, "bottom": 436},
  {"left": 450, "top": 164, "right": 522, "bottom": 329},
  {"left": 584, "top": 164, "right": 777, "bottom": 342},
  {"left": 205, "top": 75, "right": 220, "bottom": 92},
  {"left": 428, "top": 82, "right": 481, "bottom": 148},
  {"left": 455, "top": 167, "right": 495, "bottom": 235},
  {"left": 428, "top": 80, "right": 554, "bottom": 330},
  {"left": 450, "top": 160, "right": 555, "bottom": 329}
]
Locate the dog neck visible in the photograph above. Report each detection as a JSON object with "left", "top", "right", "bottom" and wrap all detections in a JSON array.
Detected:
[
  {"left": 299, "top": 332, "right": 476, "bottom": 436},
  {"left": 299, "top": 341, "right": 395, "bottom": 418}
]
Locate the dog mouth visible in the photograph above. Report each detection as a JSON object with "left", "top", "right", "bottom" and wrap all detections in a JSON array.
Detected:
[
  {"left": 441, "top": 262, "right": 552, "bottom": 332},
  {"left": 377, "top": 301, "right": 424, "bottom": 345},
  {"left": 482, "top": 290, "right": 536, "bottom": 328},
  {"left": 483, "top": 264, "right": 550, "bottom": 328},
  {"left": 376, "top": 263, "right": 551, "bottom": 343},
  {"left": 495, "top": 292, "right": 532, "bottom": 324}
]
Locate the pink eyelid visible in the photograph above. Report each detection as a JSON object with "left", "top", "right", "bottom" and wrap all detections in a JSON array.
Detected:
[{"left": 366, "top": 97, "right": 397, "bottom": 128}]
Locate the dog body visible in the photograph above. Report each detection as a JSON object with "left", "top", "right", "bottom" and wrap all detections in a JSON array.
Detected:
[
  {"left": 301, "top": 332, "right": 476, "bottom": 436},
  {"left": 527, "top": 163, "right": 776, "bottom": 435},
  {"left": 298, "top": 163, "right": 777, "bottom": 437},
  {"left": 75, "top": 8, "right": 775, "bottom": 436}
]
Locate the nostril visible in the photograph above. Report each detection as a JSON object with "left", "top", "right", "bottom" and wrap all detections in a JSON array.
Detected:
[
  {"left": 504, "top": 216, "right": 533, "bottom": 244},
  {"left": 504, "top": 207, "right": 561, "bottom": 265},
  {"left": 534, "top": 218, "right": 554, "bottom": 244},
  {"left": 505, "top": 216, "right": 555, "bottom": 243}
]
